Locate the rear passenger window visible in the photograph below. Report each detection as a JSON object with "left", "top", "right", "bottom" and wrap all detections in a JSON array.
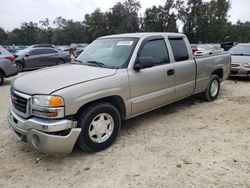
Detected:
[
  {"left": 30, "top": 49, "right": 43, "bottom": 55},
  {"left": 139, "top": 39, "right": 170, "bottom": 65},
  {"left": 43, "top": 49, "right": 58, "bottom": 54},
  {"left": 169, "top": 38, "right": 189, "bottom": 62}
]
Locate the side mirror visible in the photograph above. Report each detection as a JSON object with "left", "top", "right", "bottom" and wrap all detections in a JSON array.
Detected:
[
  {"left": 25, "top": 53, "right": 30, "bottom": 57},
  {"left": 134, "top": 56, "right": 155, "bottom": 71}
]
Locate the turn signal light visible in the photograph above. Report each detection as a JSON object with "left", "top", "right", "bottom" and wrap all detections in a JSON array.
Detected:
[{"left": 49, "top": 96, "right": 64, "bottom": 107}]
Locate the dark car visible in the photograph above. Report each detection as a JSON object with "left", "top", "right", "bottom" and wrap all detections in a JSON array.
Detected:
[
  {"left": 0, "top": 46, "right": 18, "bottom": 85},
  {"left": 229, "top": 43, "right": 250, "bottom": 78},
  {"left": 14, "top": 47, "right": 71, "bottom": 72}
]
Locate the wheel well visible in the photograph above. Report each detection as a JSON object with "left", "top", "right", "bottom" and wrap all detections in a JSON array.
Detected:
[
  {"left": 16, "top": 60, "right": 25, "bottom": 67},
  {"left": 59, "top": 58, "right": 65, "bottom": 62},
  {"left": 212, "top": 69, "right": 223, "bottom": 79},
  {"left": 0, "top": 68, "right": 6, "bottom": 77},
  {"left": 76, "top": 96, "right": 126, "bottom": 120}
]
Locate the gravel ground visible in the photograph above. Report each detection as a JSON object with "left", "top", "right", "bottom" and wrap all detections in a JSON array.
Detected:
[{"left": 0, "top": 74, "right": 250, "bottom": 188}]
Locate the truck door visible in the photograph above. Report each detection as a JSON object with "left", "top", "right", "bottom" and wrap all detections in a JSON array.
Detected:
[
  {"left": 128, "top": 36, "right": 176, "bottom": 116},
  {"left": 168, "top": 37, "right": 196, "bottom": 100}
]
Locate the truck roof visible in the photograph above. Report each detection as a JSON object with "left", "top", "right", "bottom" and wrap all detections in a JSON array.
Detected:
[{"left": 99, "top": 32, "right": 185, "bottom": 39}]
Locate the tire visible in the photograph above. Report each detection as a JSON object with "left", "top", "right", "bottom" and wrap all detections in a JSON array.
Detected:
[
  {"left": 0, "top": 72, "right": 4, "bottom": 86},
  {"left": 16, "top": 62, "right": 24, "bottom": 72},
  {"left": 202, "top": 74, "right": 220, "bottom": 101},
  {"left": 77, "top": 102, "right": 121, "bottom": 152},
  {"left": 56, "top": 59, "right": 64, "bottom": 65}
]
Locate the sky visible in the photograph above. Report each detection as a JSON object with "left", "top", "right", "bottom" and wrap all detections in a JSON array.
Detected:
[{"left": 0, "top": 0, "right": 250, "bottom": 31}]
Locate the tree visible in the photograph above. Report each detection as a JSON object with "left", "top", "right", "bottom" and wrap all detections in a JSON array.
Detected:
[
  {"left": 0, "top": 27, "right": 8, "bottom": 44},
  {"left": 83, "top": 9, "right": 110, "bottom": 42},
  {"left": 19, "top": 22, "right": 39, "bottom": 45},
  {"left": 107, "top": 0, "right": 141, "bottom": 34},
  {"left": 180, "top": 0, "right": 231, "bottom": 43},
  {"left": 142, "top": 0, "right": 178, "bottom": 32}
]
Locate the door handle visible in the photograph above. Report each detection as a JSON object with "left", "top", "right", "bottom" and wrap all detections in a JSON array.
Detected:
[{"left": 167, "top": 69, "right": 175, "bottom": 76}]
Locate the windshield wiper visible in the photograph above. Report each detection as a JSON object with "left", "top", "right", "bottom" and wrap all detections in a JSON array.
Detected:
[
  {"left": 86, "top": 61, "right": 106, "bottom": 67},
  {"left": 71, "top": 59, "right": 84, "bottom": 64}
]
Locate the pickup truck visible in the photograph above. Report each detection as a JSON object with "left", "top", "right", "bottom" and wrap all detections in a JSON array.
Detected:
[{"left": 8, "top": 33, "right": 231, "bottom": 155}]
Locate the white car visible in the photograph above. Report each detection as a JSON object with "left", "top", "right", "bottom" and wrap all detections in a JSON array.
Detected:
[{"left": 194, "top": 44, "right": 224, "bottom": 56}]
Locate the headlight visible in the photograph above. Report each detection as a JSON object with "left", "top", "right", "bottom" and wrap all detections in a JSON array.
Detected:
[
  {"left": 31, "top": 95, "right": 65, "bottom": 118},
  {"left": 243, "top": 63, "right": 250, "bottom": 68},
  {"left": 32, "top": 95, "right": 64, "bottom": 107}
]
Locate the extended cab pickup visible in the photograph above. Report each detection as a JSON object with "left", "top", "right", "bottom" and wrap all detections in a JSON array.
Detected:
[{"left": 8, "top": 33, "right": 231, "bottom": 155}]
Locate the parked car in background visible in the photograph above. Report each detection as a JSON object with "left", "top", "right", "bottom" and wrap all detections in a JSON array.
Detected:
[
  {"left": 14, "top": 47, "right": 71, "bottom": 71},
  {"left": 190, "top": 44, "right": 198, "bottom": 54},
  {"left": 56, "top": 45, "right": 71, "bottom": 52},
  {"left": 8, "top": 33, "right": 230, "bottom": 155},
  {"left": 14, "top": 45, "right": 28, "bottom": 53},
  {"left": 0, "top": 46, "right": 18, "bottom": 85},
  {"left": 221, "top": 42, "right": 236, "bottom": 51},
  {"left": 71, "top": 43, "right": 88, "bottom": 56},
  {"left": 229, "top": 43, "right": 250, "bottom": 78},
  {"left": 0, "top": 45, "right": 16, "bottom": 61},
  {"left": 194, "top": 44, "right": 224, "bottom": 56},
  {"left": 29, "top": 44, "right": 55, "bottom": 48}
]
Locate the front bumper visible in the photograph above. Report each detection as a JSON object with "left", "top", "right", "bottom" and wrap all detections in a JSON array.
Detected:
[
  {"left": 8, "top": 109, "right": 81, "bottom": 155},
  {"left": 230, "top": 66, "right": 250, "bottom": 77}
]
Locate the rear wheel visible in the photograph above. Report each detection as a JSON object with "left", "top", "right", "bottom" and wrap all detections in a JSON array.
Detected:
[
  {"left": 77, "top": 102, "right": 121, "bottom": 152},
  {"left": 202, "top": 74, "right": 220, "bottom": 101},
  {"left": 0, "top": 72, "right": 4, "bottom": 86},
  {"left": 56, "top": 59, "right": 64, "bottom": 65},
  {"left": 16, "top": 62, "right": 24, "bottom": 72}
]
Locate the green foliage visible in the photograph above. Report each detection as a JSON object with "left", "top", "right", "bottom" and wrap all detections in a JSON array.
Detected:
[
  {"left": 1, "top": 0, "right": 250, "bottom": 45},
  {"left": 142, "top": 0, "right": 178, "bottom": 32}
]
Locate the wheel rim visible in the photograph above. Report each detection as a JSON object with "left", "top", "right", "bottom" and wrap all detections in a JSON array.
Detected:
[
  {"left": 17, "top": 63, "right": 23, "bottom": 71},
  {"left": 210, "top": 80, "right": 219, "bottom": 97},
  {"left": 88, "top": 113, "right": 114, "bottom": 143}
]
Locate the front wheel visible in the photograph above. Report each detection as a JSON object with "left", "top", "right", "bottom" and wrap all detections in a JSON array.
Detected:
[
  {"left": 202, "top": 75, "right": 220, "bottom": 101},
  {"left": 16, "top": 62, "right": 24, "bottom": 72},
  {"left": 77, "top": 102, "right": 121, "bottom": 152}
]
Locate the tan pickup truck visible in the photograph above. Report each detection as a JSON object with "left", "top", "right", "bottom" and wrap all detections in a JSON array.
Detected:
[{"left": 8, "top": 33, "right": 231, "bottom": 155}]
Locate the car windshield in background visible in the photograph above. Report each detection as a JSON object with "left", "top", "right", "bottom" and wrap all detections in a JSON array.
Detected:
[
  {"left": 15, "top": 48, "right": 30, "bottom": 56},
  {"left": 229, "top": 45, "right": 250, "bottom": 56},
  {"left": 76, "top": 38, "right": 138, "bottom": 68}
]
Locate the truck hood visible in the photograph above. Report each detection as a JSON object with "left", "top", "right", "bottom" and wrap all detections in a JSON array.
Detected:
[
  {"left": 12, "top": 64, "right": 117, "bottom": 95},
  {"left": 231, "top": 55, "right": 250, "bottom": 65}
]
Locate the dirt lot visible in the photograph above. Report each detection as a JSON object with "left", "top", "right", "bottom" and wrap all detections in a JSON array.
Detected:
[{"left": 0, "top": 74, "right": 250, "bottom": 188}]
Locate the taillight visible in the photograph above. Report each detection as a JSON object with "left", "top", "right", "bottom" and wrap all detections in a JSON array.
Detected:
[{"left": 4, "top": 56, "right": 15, "bottom": 61}]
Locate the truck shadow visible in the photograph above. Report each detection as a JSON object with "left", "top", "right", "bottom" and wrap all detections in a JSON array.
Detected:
[
  {"left": 30, "top": 94, "right": 205, "bottom": 164},
  {"left": 121, "top": 95, "right": 204, "bottom": 131},
  {"left": 228, "top": 76, "right": 250, "bottom": 82}
]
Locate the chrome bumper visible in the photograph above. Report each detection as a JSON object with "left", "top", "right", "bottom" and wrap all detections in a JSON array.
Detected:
[
  {"left": 230, "top": 67, "right": 250, "bottom": 77},
  {"left": 8, "top": 109, "right": 81, "bottom": 155}
]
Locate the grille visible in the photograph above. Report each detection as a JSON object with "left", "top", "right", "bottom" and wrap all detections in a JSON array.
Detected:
[{"left": 11, "top": 91, "right": 28, "bottom": 114}]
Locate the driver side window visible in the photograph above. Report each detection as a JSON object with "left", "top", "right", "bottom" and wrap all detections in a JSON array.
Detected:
[{"left": 139, "top": 39, "right": 170, "bottom": 65}]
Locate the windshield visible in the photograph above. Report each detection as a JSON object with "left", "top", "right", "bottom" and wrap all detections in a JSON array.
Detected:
[
  {"left": 15, "top": 48, "right": 30, "bottom": 56},
  {"left": 76, "top": 37, "right": 138, "bottom": 68},
  {"left": 229, "top": 45, "right": 250, "bottom": 56}
]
